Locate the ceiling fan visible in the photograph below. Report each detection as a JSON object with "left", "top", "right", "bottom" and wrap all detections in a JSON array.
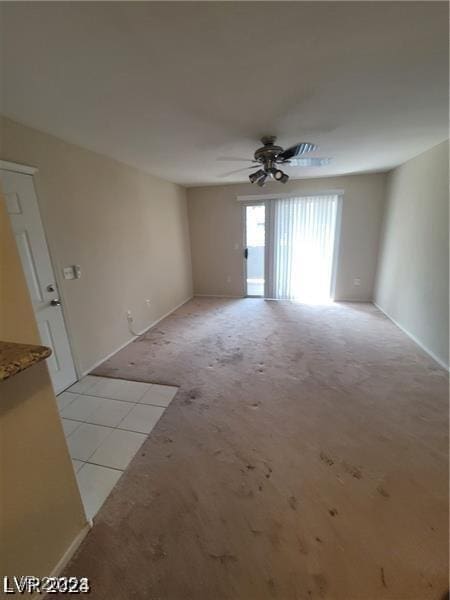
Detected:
[{"left": 219, "top": 136, "right": 331, "bottom": 186}]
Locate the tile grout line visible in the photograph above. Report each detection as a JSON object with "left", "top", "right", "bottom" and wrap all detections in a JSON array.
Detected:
[
  {"left": 62, "top": 402, "right": 168, "bottom": 434},
  {"left": 70, "top": 421, "right": 162, "bottom": 464},
  {"left": 62, "top": 376, "right": 176, "bottom": 520},
  {"left": 76, "top": 422, "right": 120, "bottom": 465},
  {"left": 64, "top": 390, "right": 174, "bottom": 406},
  {"left": 65, "top": 378, "right": 178, "bottom": 399},
  {"left": 68, "top": 419, "right": 160, "bottom": 463},
  {"left": 78, "top": 392, "right": 171, "bottom": 408},
  {"left": 66, "top": 377, "right": 178, "bottom": 392},
  {"left": 82, "top": 460, "right": 124, "bottom": 473},
  {"left": 59, "top": 376, "right": 176, "bottom": 465},
  {"left": 83, "top": 428, "right": 148, "bottom": 471}
]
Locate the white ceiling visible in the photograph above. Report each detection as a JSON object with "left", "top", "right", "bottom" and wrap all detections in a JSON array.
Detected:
[{"left": 1, "top": 2, "right": 448, "bottom": 186}]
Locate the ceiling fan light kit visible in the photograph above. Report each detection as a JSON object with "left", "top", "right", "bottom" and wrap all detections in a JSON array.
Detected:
[
  {"left": 249, "top": 164, "right": 290, "bottom": 185},
  {"left": 272, "top": 168, "right": 289, "bottom": 183},
  {"left": 256, "top": 174, "right": 268, "bottom": 187},
  {"left": 249, "top": 169, "right": 266, "bottom": 184}
]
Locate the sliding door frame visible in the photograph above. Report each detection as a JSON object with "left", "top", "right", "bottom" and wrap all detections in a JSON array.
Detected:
[
  {"left": 242, "top": 200, "right": 267, "bottom": 298},
  {"left": 329, "top": 195, "right": 344, "bottom": 300},
  {"left": 264, "top": 198, "right": 276, "bottom": 299},
  {"left": 239, "top": 191, "right": 344, "bottom": 301}
]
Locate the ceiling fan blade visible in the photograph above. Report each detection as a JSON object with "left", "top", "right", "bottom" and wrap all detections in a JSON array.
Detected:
[
  {"left": 278, "top": 142, "right": 318, "bottom": 160},
  {"left": 216, "top": 157, "right": 257, "bottom": 163},
  {"left": 218, "top": 166, "right": 256, "bottom": 177},
  {"left": 285, "top": 157, "right": 332, "bottom": 167}
]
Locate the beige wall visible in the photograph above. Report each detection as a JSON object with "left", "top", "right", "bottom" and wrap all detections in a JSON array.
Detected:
[
  {"left": 1, "top": 117, "right": 193, "bottom": 374},
  {"left": 375, "top": 141, "right": 449, "bottom": 367},
  {"left": 187, "top": 173, "right": 386, "bottom": 300},
  {"left": 0, "top": 194, "right": 86, "bottom": 578}
]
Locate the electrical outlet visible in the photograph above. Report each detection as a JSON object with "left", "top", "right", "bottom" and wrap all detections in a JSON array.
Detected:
[
  {"left": 226, "top": 275, "right": 232, "bottom": 283},
  {"left": 353, "top": 277, "right": 361, "bottom": 287},
  {"left": 126, "top": 310, "right": 133, "bottom": 322},
  {"left": 145, "top": 299, "right": 151, "bottom": 307}
]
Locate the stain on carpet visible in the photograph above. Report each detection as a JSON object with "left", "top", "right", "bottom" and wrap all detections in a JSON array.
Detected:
[{"left": 52, "top": 298, "right": 448, "bottom": 600}]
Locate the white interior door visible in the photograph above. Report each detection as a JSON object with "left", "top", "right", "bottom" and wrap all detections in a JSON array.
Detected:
[{"left": 1, "top": 168, "right": 77, "bottom": 393}]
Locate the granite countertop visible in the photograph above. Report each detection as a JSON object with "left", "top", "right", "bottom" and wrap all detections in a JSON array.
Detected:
[{"left": 0, "top": 341, "right": 52, "bottom": 382}]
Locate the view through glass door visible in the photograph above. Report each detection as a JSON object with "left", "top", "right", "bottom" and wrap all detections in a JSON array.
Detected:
[
  {"left": 266, "top": 194, "right": 339, "bottom": 303},
  {"left": 245, "top": 204, "right": 265, "bottom": 297}
]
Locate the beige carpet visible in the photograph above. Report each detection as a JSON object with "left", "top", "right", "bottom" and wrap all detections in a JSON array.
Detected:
[{"left": 60, "top": 298, "right": 448, "bottom": 599}]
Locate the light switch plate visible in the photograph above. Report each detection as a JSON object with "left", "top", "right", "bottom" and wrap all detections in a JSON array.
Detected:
[
  {"left": 63, "top": 266, "right": 75, "bottom": 280},
  {"left": 63, "top": 265, "right": 81, "bottom": 280}
]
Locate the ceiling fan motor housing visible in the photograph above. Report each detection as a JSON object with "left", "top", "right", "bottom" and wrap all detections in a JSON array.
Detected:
[{"left": 254, "top": 136, "right": 284, "bottom": 166}]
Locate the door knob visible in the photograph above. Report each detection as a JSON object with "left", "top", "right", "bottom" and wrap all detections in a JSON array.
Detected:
[{"left": 50, "top": 299, "right": 62, "bottom": 306}]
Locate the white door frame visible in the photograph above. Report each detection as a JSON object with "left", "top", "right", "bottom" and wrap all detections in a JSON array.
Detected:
[
  {"left": 0, "top": 160, "right": 38, "bottom": 175},
  {"left": 0, "top": 159, "right": 81, "bottom": 381}
]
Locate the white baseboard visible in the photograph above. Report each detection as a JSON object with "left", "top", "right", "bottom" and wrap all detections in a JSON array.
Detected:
[
  {"left": 81, "top": 296, "right": 193, "bottom": 376},
  {"left": 82, "top": 334, "right": 140, "bottom": 376},
  {"left": 374, "top": 302, "right": 449, "bottom": 371},
  {"left": 333, "top": 298, "right": 373, "bottom": 303},
  {"left": 195, "top": 295, "right": 374, "bottom": 302},
  {"left": 194, "top": 294, "right": 244, "bottom": 299},
  {"left": 29, "top": 522, "right": 92, "bottom": 600},
  {"left": 49, "top": 522, "right": 92, "bottom": 576}
]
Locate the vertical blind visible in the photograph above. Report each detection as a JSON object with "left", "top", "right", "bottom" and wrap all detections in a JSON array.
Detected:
[{"left": 267, "top": 195, "right": 339, "bottom": 301}]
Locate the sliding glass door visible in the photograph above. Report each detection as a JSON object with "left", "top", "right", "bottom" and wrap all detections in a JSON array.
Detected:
[
  {"left": 266, "top": 194, "right": 340, "bottom": 302},
  {"left": 245, "top": 204, "right": 266, "bottom": 296}
]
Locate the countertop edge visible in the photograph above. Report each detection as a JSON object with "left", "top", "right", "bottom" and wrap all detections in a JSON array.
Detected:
[{"left": 0, "top": 341, "right": 52, "bottom": 382}]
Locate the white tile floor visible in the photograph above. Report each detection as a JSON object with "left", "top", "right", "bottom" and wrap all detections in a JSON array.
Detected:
[{"left": 57, "top": 376, "right": 178, "bottom": 521}]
